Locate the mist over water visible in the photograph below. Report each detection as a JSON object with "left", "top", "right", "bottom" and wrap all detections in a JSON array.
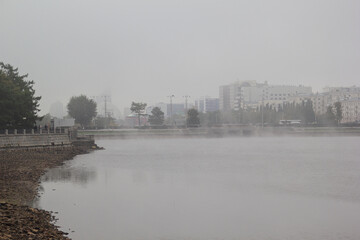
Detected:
[{"left": 37, "top": 137, "right": 360, "bottom": 240}]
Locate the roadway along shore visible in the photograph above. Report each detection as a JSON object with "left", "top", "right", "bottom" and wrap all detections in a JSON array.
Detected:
[{"left": 78, "top": 126, "right": 360, "bottom": 138}]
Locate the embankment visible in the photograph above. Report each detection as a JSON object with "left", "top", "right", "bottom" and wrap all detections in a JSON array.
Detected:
[{"left": 0, "top": 133, "right": 71, "bottom": 148}]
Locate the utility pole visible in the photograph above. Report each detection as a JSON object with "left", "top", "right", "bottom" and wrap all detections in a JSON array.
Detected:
[
  {"left": 261, "top": 90, "right": 264, "bottom": 129},
  {"left": 168, "top": 95, "right": 175, "bottom": 126},
  {"left": 183, "top": 95, "right": 190, "bottom": 128},
  {"left": 90, "top": 95, "right": 111, "bottom": 129},
  {"left": 102, "top": 95, "right": 111, "bottom": 128}
]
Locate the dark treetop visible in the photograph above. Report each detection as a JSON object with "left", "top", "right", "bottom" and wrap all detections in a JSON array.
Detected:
[{"left": 0, "top": 62, "right": 41, "bottom": 129}]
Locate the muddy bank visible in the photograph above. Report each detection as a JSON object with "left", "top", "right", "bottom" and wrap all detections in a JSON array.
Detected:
[{"left": 0, "top": 145, "right": 93, "bottom": 239}]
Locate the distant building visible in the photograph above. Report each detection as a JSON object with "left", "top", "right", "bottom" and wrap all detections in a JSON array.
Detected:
[
  {"left": 288, "top": 93, "right": 331, "bottom": 115},
  {"left": 124, "top": 114, "right": 148, "bottom": 127},
  {"left": 147, "top": 102, "right": 188, "bottom": 119},
  {"left": 286, "top": 86, "right": 360, "bottom": 123},
  {"left": 323, "top": 86, "right": 360, "bottom": 102},
  {"left": 219, "top": 85, "right": 231, "bottom": 111},
  {"left": 195, "top": 97, "right": 219, "bottom": 113},
  {"left": 341, "top": 99, "right": 360, "bottom": 123},
  {"left": 49, "top": 102, "right": 65, "bottom": 118},
  {"left": 322, "top": 86, "right": 360, "bottom": 123},
  {"left": 219, "top": 80, "right": 312, "bottom": 111},
  {"left": 266, "top": 85, "right": 312, "bottom": 102},
  {"left": 93, "top": 95, "right": 113, "bottom": 118},
  {"left": 51, "top": 117, "right": 75, "bottom": 129},
  {"left": 168, "top": 103, "right": 185, "bottom": 117}
]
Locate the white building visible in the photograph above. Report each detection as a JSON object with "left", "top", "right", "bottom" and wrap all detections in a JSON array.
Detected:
[
  {"left": 341, "top": 99, "right": 360, "bottom": 123},
  {"left": 51, "top": 118, "right": 75, "bottom": 129},
  {"left": 288, "top": 93, "right": 331, "bottom": 115},
  {"left": 266, "top": 85, "right": 312, "bottom": 101},
  {"left": 323, "top": 86, "right": 360, "bottom": 102},
  {"left": 323, "top": 86, "right": 360, "bottom": 123},
  {"left": 219, "top": 80, "right": 312, "bottom": 111}
]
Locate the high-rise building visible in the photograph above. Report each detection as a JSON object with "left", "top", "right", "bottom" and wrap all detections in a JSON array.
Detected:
[
  {"left": 219, "top": 85, "right": 231, "bottom": 111},
  {"left": 195, "top": 97, "right": 219, "bottom": 113},
  {"left": 168, "top": 103, "right": 185, "bottom": 117},
  {"left": 49, "top": 101, "right": 65, "bottom": 118}
]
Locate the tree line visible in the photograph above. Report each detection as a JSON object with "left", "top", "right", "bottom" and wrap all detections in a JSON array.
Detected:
[
  {"left": 199, "top": 100, "right": 343, "bottom": 127},
  {"left": 0, "top": 62, "right": 346, "bottom": 130},
  {"left": 130, "top": 102, "right": 200, "bottom": 128}
]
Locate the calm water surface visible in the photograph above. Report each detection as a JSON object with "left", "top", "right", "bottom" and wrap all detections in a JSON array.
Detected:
[{"left": 37, "top": 137, "right": 360, "bottom": 240}]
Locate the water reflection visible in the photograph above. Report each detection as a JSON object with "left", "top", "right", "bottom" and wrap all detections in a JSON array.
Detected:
[{"left": 41, "top": 166, "right": 97, "bottom": 185}]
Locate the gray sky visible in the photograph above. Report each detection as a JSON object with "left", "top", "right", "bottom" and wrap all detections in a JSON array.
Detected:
[{"left": 1, "top": 0, "right": 359, "bottom": 115}]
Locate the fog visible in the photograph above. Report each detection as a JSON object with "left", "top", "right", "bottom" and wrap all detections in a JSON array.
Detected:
[{"left": 1, "top": 0, "right": 359, "bottom": 114}]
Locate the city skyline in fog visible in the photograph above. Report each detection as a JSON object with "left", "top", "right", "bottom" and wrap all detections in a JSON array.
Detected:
[{"left": 1, "top": 0, "right": 359, "bottom": 115}]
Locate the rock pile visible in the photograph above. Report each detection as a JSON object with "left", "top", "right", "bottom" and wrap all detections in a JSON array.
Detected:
[
  {"left": 0, "top": 145, "right": 92, "bottom": 239},
  {"left": 0, "top": 202, "right": 70, "bottom": 240}
]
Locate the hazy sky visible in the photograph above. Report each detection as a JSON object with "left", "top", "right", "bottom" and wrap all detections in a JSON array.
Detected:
[{"left": 1, "top": 0, "right": 359, "bottom": 115}]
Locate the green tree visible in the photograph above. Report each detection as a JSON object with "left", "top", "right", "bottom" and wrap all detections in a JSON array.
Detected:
[
  {"left": 303, "top": 100, "right": 316, "bottom": 124},
  {"left": 325, "top": 105, "right": 336, "bottom": 125},
  {"left": 67, "top": 95, "right": 97, "bottom": 128},
  {"left": 0, "top": 63, "right": 41, "bottom": 129},
  {"left": 199, "top": 111, "right": 221, "bottom": 127},
  {"left": 130, "top": 102, "right": 147, "bottom": 126},
  {"left": 148, "top": 107, "right": 164, "bottom": 126},
  {"left": 334, "top": 102, "right": 342, "bottom": 125},
  {"left": 186, "top": 108, "right": 200, "bottom": 127}
]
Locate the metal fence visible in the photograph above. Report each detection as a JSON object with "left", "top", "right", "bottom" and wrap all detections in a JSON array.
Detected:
[{"left": 0, "top": 128, "right": 69, "bottom": 135}]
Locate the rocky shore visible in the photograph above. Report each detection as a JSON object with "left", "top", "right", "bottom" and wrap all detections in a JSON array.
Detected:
[{"left": 0, "top": 145, "right": 92, "bottom": 239}]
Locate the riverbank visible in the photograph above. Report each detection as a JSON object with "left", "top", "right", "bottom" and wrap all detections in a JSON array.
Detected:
[{"left": 0, "top": 145, "right": 93, "bottom": 239}]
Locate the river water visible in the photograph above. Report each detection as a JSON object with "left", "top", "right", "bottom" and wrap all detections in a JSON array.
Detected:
[{"left": 36, "top": 136, "right": 360, "bottom": 240}]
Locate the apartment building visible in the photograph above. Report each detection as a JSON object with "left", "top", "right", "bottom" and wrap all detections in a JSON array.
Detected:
[
  {"left": 341, "top": 99, "right": 360, "bottom": 123},
  {"left": 219, "top": 80, "right": 312, "bottom": 111},
  {"left": 288, "top": 93, "right": 331, "bottom": 115}
]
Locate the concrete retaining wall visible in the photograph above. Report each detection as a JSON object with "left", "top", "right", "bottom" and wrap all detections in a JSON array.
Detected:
[{"left": 0, "top": 134, "right": 71, "bottom": 148}]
